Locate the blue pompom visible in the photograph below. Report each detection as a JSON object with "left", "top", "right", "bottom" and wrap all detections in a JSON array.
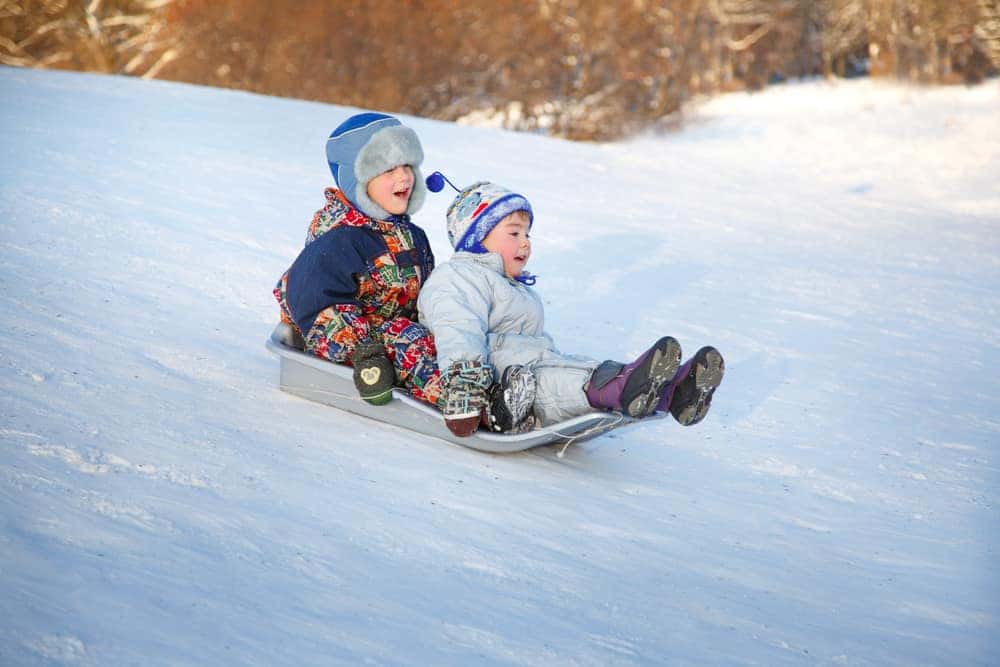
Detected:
[
  {"left": 426, "top": 171, "right": 445, "bottom": 193},
  {"left": 426, "top": 171, "right": 461, "bottom": 194}
]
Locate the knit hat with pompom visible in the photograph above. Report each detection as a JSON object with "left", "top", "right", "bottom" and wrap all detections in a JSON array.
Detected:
[{"left": 444, "top": 181, "right": 533, "bottom": 252}]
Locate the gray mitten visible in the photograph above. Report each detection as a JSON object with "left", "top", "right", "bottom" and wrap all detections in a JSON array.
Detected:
[{"left": 441, "top": 360, "right": 493, "bottom": 437}]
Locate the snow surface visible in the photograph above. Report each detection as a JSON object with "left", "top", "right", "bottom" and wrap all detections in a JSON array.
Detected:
[{"left": 1, "top": 65, "right": 998, "bottom": 666}]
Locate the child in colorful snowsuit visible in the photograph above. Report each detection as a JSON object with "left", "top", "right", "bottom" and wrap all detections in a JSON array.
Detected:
[
  {"left": 417, "top": 178, "right": 724, "bottom": 437},
  {"left": 274, "top": 113, "right": 442, "bottom": 406}
]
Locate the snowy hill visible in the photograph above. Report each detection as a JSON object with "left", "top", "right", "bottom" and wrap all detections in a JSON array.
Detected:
[{"left": 1, "top": 65, "right": 998, "bottom": 665}]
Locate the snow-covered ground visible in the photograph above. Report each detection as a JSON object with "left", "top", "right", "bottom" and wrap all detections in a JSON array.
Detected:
[{"left": 1, "top": 65, "right": 998, "bottom": 665}]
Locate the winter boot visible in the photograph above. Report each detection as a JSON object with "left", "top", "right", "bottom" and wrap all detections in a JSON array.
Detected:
[
  {"left": 658, "top": 346, "right": 724, "bottom": 426},
  {"left": 352, "top": 341, "right": 395, "bottom": 406},
  {"left": 585, "top": 337, "right": 682, "bottom": 418},
  {"left": 484, "top": 365, "right": 537, "bottom": 433}
]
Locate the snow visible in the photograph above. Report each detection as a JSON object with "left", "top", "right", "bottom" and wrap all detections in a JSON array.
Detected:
[{"left": 1, "top": 66, "right": 998, "bottom": 665}]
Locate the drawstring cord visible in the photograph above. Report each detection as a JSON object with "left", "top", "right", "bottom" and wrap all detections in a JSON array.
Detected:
[
  {"left": 550, "top": 412, "right": 625, "bottom": 458},
  {"left": 516, "top": 273, "right": 537, "bottom": 286}
]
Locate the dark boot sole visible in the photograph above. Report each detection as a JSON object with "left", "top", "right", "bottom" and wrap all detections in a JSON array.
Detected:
[
  {"left": 672, "top": 347, "right": 724, "bottom": 426},
  {"left": 622, "top": 337, "right": 682, "bottom": 418}
]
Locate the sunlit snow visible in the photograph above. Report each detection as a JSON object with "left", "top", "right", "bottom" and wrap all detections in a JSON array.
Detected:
[{"left": 1, "top": 66, "right": 998, "bottom": 665}]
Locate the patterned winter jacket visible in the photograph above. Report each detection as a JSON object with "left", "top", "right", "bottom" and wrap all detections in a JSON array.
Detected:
[{"left": 274, "top": 188, "right": 435, "bottom": 358}]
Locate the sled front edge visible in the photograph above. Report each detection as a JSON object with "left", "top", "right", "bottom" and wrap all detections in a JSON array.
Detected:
[{"left": 265, "top": 324, "right": 639, "bottom": 453}]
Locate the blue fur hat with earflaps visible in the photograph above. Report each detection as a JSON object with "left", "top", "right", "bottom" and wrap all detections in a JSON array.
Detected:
[{"left": 325, "top": 112, "right": 427, "bottom": 220}]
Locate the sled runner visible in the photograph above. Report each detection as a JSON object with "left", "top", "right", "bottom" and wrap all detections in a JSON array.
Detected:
[{"left": 266, "top": 323, "right": 653, "bottom": 453}]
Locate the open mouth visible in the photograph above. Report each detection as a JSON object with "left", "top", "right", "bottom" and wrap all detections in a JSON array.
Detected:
[{"left": 393, "top": 187, "right": 411, "bottom": 198}]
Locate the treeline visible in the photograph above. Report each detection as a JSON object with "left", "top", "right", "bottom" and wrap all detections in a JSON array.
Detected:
[{"left": 3, "top": 0, "right": 998, "bottom": 139}]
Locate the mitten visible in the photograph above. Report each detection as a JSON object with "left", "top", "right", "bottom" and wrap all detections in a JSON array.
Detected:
[
  {"left": 440, "top": 360, "right": 493, "bottom": 437},
  {"left": 352, "top": 341, "right": 394, "bottom": 405}
]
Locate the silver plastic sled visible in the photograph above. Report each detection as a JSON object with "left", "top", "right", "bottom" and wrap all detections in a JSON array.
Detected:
[{"left": 266, "top": 323, "right": 651, "bottom": 453}]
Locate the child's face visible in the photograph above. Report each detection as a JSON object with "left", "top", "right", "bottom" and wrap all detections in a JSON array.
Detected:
[
  {"left": 482, "top": 210, "right": 532, "bottom": 279},
  {"left": 366, "top": 165, "right": 415, "bottom": 216}
]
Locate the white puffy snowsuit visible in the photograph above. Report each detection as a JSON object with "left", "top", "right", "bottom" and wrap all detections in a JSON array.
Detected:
[{"left": 417, "top": 251, "right": 598, "bottom": 426}]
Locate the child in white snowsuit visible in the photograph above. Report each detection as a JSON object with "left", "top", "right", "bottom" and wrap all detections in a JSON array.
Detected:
[{"left": 417, "top": 177, "right": 725, "bottom": 437}]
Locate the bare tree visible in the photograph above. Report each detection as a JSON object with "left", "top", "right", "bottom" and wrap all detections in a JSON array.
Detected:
[
  {"left": 0, "top": 0, "right": 178, "bottom": 77},
  {"left": 977, "top": 0, "right": 1000, "bottom": 67},
  {"left": 3, "top": 0, "right": 996, "bottom": 140}
]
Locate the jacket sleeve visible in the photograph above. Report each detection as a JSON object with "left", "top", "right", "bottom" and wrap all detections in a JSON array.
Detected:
[
  {"left": 417, "top": 263, "right": 492, "bottom": 374},
  {"left": 284, "top": 227, "right": 376, "bottom": 352}
]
